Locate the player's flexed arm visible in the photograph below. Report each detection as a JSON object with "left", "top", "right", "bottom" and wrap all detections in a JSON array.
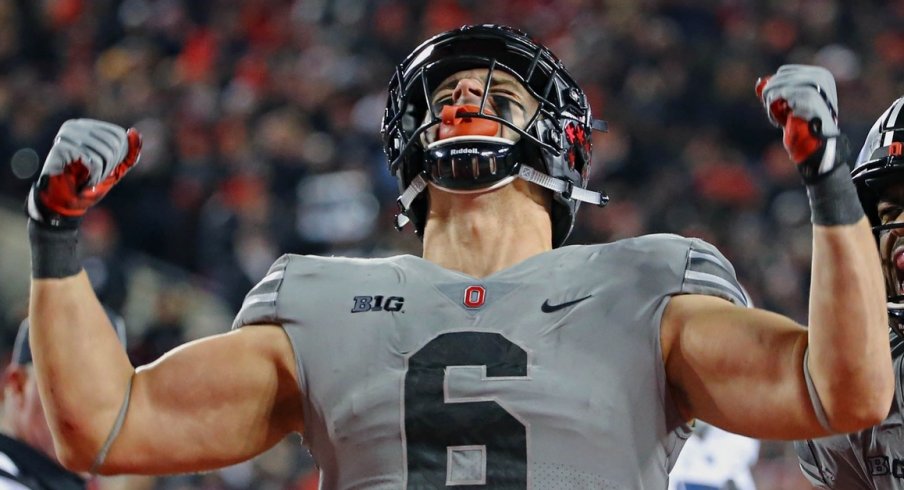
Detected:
[
  {"left": 26, "top": 120, "right": 303, "bottom": 474},
  {"left": 662, "top": 66, "right": 892, "bottom": 439}
]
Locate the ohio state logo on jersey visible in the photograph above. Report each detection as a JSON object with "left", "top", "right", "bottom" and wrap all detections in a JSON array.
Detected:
[{"left": 463, "top": 285, "right": 486, "bottom": 308}]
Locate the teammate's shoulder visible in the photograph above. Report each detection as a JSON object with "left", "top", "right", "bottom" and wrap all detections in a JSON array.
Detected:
[
  {"left": 891, "top": 329, "right": 904, "bottom": 413},
  {"left": 794, "top": 436, "right": 852, "bottom": 487}
]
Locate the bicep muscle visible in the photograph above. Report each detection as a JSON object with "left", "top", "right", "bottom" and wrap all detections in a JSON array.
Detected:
[
  {"left": 662, "top": 294, "right": 824, "bottom": 439},
  {"left": 99, "top": 325, "right": 303, "bottom": 475}
]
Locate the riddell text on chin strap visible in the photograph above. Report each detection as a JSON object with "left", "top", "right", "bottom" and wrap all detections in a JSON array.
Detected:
[{"left": 438, "top": 104, "right": 501, "bottom": 140}]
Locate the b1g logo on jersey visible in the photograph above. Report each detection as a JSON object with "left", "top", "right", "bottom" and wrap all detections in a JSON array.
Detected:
[
  {"left": 351, "top": 295, "right": 404, "bottom": 313},
  {"left": 867, "top": 455, "right": 904, "bottom": 478}
]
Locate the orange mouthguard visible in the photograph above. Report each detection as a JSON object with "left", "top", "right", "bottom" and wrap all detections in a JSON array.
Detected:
[{"left": 438, "top": 104, "right": 500, "bottom": 140}]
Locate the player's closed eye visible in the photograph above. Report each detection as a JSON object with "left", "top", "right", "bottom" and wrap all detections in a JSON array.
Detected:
[{"left": 879, "top": 204, "right": 904, "bottom": 225}]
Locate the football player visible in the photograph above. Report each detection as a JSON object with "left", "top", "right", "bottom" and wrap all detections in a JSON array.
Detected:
[
  {"left": 25, "top": 26, "right": 891, "bottom": 488},
  {"left": 796, "top": 95, "right": 904, "bottom": 489},
  {"left": 0, "top": 312, "right": 125, "bottom": 490}
]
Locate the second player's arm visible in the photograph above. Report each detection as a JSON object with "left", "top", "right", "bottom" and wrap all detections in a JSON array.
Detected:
[
  {"left": 29, "top": 271, "right": 303, "bottom": 474},
  {"left": 663, "top": 218, "right": 893, "bottom": 439}
]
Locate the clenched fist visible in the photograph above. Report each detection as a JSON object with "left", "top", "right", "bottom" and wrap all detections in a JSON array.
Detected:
[
  {"left": 27, "top": 119, "right": 141, "bottom": 228},
  {"left": 757, "top": 65, "right": 842, "bottom": 181}
]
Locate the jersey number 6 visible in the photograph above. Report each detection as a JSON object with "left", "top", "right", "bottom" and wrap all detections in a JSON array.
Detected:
[{"left": 404, "top": 331, "right": 528, "bottom": 488}]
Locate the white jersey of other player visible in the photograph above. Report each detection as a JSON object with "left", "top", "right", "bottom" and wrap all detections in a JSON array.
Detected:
[
  {"left": 0, "top": 452, "right": 29, "bottom": 490},
  {"left": 668, "top": 422, "right": 759, "bottom": 490}
]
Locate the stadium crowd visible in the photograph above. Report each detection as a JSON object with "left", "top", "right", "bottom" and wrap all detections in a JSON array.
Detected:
[{"left": 1, "top": 0, "right": 902, "bottom": 488}]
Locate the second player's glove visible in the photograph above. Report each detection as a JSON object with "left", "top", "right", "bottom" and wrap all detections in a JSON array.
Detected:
[
  {"left": 756, "top": 65, "right": 862, "bottom": 227},
  {"left": 27, "top": 119, "right": 142, "bottom": 229},
  {"left": 756, "top": 64, "right": 845, "bottom": 182}
]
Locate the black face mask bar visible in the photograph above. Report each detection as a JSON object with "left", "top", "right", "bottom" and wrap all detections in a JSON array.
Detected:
[{"left": 392, "top": 58, "right": 554, "bottom": 176}]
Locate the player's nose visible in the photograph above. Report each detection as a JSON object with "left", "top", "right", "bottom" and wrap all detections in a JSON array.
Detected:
[{"left": 452, "top": 78, "right": 484, "bottom": 105}]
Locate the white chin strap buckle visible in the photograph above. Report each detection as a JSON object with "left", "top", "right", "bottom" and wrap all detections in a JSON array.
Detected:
[
  {"left": 516, "top": 166, "right": 608, "bottom": 207},
  {"left": 393, "top": 166, "right": 609, "bottom": 231}
]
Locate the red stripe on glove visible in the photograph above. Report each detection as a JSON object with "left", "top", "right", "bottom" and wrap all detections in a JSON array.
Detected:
[{"left": 40, "top": 128, "right": 142, "bottom": 217}]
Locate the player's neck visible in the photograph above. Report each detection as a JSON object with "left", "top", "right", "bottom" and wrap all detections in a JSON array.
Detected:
[{"left": 422, "top": 181, "right": 553, "bottom": 278}]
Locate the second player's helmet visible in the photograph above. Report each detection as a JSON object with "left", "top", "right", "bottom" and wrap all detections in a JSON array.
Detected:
[
  {"left": 382, "top": 24, "right": 608, "bottom": 247},
  {"left": 851, "top": 95, "right": 904, "bottom": 334}
]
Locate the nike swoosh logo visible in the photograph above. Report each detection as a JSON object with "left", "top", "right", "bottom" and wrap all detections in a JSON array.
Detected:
[{"left": 541, "top": 295, "right": 592, "bottom": 313}]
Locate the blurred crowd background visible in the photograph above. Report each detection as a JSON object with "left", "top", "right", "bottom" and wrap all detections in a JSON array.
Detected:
[{"left": 1, "top": 0, "right": 902, "bottom": 488}]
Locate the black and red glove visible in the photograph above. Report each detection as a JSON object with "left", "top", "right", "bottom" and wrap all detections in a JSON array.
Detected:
[
  {"left": 27, "top": 119, "right": 142, "bottom": 229},
  {"left": 756, "top": 65, "right": 843, "bottom": 182}
]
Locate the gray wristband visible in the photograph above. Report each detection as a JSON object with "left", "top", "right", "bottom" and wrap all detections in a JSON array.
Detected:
[
  {"left": 28, "top": 219, "right": 82, "bottom": 278},
  {"left": 806, "top": 164, "right": 864, "bottom": 226}
]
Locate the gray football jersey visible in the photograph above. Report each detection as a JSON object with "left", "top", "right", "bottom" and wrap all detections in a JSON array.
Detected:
[
  {"left": 796, "top": 333, "right": 904, "bottom": 489},
  {"left": 233, "top": 234, "right": 751, "bottom": 489}
]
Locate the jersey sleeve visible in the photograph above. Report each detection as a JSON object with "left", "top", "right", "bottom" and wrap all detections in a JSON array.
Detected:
[
  {"left": 680, "top": 238, "right": 752, "bottom": 307},
  {"left": 232, "top": 254, "right": 291, "bottom": 329}
]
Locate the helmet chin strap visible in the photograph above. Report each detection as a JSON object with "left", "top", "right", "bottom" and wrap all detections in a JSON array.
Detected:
[
  {"left": 394, "top": 164, "right": 609, "bottom": 230},
  {"left": 517, "top": 166, "right": 609, "bottom": 206}
]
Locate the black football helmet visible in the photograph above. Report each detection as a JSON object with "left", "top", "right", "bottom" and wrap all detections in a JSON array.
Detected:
[
  {"left": 382, "top": 24, "right": 608, "bottom": 247},
  {"left": 851, "top": 95, "right": 904, "bottom": 335}
]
